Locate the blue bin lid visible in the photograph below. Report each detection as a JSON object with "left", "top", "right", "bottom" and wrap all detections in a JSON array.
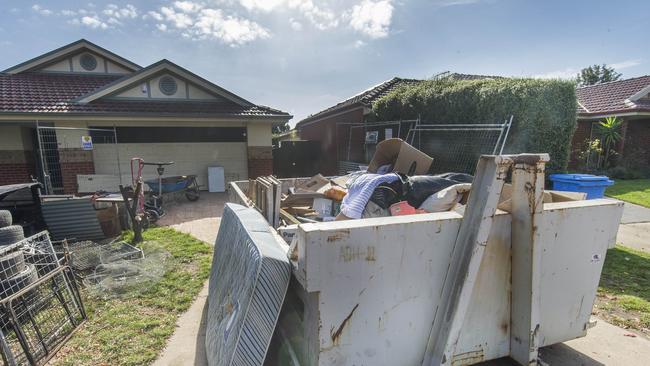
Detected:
[{"left": 549, "top": 173, "right": 612, "bottom": 182}]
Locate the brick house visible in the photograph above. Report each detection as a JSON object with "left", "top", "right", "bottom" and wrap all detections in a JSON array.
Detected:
[
  {"left": 296, "top": 77, "right": 421, "bottom": 175},
  {"left": 572, "top": 76, "right": 650, "bottom": 171},
  {"left": 0, "top": 39, "right": 291, "bottom": 193}
]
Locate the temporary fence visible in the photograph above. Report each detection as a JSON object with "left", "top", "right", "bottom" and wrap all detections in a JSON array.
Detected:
[
  {"left": 0, "top": 232, "right": 85, "bottom": 366},
  {"left": 406, "top": 116, "right": 512, "bottom": 174},
  {"left": 36, "top": 124, "right": 122, "bottom": 195},
  {"left": 336, "top": 117, "right": 512, "bottom": 175}
]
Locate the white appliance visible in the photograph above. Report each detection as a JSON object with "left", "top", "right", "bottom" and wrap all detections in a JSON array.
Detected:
[{"left": 208, "top": 166, "right": 225, "bottom": 193}]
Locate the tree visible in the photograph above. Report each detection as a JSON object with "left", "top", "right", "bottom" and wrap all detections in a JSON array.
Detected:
[
  {"left": 597, "top": 116, "right": 623, "bottom": 168},
  {"left": 272, "top": 122, "right": 290, "bottom": 135},
  {"left": 576, "top": 64, "right": 621, "bottom": 86}
]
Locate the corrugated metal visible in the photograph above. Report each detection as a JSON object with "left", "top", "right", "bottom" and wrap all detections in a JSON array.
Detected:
[
  {"left": 206, "top": 203, "right": 291, "bottom": 366},
  {"left": 41, "top": 197, "right": 105, "bottom": 241}
]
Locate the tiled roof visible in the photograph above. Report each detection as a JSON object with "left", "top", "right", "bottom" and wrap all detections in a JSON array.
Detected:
[
  {"left": 0, "top": 72, "right": 290, "bottom": 118},
  {"left": 296, "top": 77, "right": 422, "bottom": 126},
  {"left": 576, "top": 75, "right": 650, "bottom": 116}
]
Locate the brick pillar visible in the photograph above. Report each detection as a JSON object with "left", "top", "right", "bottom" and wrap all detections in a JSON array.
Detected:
[
  {"left": 59, "top": 149, "right": 94, "bottom": 194},
  {"left": 0, "top": 151, "right": 36, "bottom": 185},
  {"left": 247, "top": 146, "right": 273, "bottom": 178}
]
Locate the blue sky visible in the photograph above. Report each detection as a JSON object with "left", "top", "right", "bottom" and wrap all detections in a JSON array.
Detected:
[{"left": 1, "top": 0, "right": 649, "bottom": 126}]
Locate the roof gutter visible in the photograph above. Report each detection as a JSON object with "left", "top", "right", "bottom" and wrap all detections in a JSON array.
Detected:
[
  {"left": 577, "top": 109, "right": 650, "bottom": 120},
  {"left": 0, "top": 113, "right": 291, "bottom": 124}
]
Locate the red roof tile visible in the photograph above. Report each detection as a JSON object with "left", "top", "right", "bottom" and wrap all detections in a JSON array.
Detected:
[
  {"left": 576, "top": 75, "right": 650, "bottom": 116},
  {"left": 0, "top": 72, "right": 290, "bottom": 118}
]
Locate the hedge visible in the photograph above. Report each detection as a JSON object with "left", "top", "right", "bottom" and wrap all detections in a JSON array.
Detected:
[{"left": 371, "top": 78, "right": 577, "bottom": 174}]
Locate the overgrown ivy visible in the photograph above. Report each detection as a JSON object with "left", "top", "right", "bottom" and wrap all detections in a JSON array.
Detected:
[{"left": 371, "top": 78, "right": 577, "bottom": 174}]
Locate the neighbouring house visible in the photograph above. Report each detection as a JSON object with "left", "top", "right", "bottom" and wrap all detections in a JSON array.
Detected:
[
  {"left": 296, "top": 77, "right": 422, "bottom": 175},
  {"left": 572, "top": 76, "right": 650, "bottom": 171},
  {"left": 0, "top": 39, "right": 291, "bottom": 194},
  {"left": 296, "top": 73, "right": 500, "bottom": 175}
]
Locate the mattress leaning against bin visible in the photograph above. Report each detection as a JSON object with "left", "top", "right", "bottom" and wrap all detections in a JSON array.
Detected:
[{"left": 206, "top": 203, "right": 291, "bottom": 366}]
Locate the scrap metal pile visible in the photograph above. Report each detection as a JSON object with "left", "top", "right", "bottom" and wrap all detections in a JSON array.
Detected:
[{"left": 0, "top": 212, "right": 85, "bottom": 366}]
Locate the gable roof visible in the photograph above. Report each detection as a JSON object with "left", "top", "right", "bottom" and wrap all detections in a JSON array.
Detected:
[
  {"left": 576, "top": 75, "right": 650, "bottom": 117},
  {"left": 296, "top": 77, "right": 422, "bottom": 127},
  {"left": 75, "top": 59, "right": 253, "bottom": 106},
  {"left": 2, "top": 39, "right": 141, "bottom": 74},
  {"left": 0, "top": 72, "right": 289, "bottom": 119}
]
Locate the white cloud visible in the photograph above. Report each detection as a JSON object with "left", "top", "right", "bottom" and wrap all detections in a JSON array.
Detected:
[
  {"left": 60, "top": 9, "right": 76, "bottom": 16},
  {"left": 31, "top": 4, "right": 53, "bottom": 16},
  {"left": 289, "top": 18, "right": 302, "bottom": 31},
  {"left": 191, "top": 8, "right": 270, "bottom": 45},
  {"left": 354, "top": 39, "right": 366, "bottom": 48},
  {"left": 289, "top": 0, "right": 338, "bottom": 30},
  {"left": 240, "top": 0, "right": 285, "bottom": 12},
  {"left": 610, "top": 59, "right": 641, "bottom": 70},
  {"left": 146, "top": 11, "right": 164, "bottom": 21},
  {"left": 103, "top": 4, "right": 138, "bottom": 19},
  {"left": 81, "top": 15, "right": 109, "bottom": 29},
  {"left": 174, "top": 1, "right": 204, "bottom": 13},
  {"left": 349, "top": 0, "right": 393, "bottom": 39},
  {"left": 160, "top": 6, "right": 194, "bottom": 28},
  {"left": 156, "top": 23, "right": 168, "bottom": 31}
]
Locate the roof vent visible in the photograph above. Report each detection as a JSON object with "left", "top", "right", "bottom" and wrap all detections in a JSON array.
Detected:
[
  {"left": 159, "top": 76, "right": 178, "bottom": 96},
  {"left": 80, "top": 53, "right": 97, "bottom": 71}
]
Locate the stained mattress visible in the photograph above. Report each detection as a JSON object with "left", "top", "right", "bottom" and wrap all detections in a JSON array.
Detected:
[{"left": 206, "top": 203, "right": 291, "bottom": 366}]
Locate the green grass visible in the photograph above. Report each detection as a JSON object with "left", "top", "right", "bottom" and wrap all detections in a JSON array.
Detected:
[
  {"left": 606, "top": 179, "right": 650, "bottom": 208},
  {"left": 595, "top": 245, "right": 650, "bottom": 336},
  {"left": 51, "top": 227, "right": 212, "bottom": 366}
]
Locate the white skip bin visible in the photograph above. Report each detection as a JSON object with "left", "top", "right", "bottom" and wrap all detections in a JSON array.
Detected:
[{"left": 222, "top": 154, "right": 624, "bottom": 366}]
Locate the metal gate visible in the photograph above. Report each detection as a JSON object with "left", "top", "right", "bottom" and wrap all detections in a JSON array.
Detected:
[{"left": 36, "top": 125, "right": 122, "bottom": 194}]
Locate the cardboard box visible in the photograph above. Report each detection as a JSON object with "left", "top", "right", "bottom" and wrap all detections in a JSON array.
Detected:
[{"left": 367, "top": 138, "right": 433, "bottom": 175}]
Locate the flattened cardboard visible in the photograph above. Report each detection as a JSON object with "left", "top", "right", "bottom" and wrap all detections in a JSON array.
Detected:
[{"left": 367, "top": 138, "right": 433, "bottom": 175}]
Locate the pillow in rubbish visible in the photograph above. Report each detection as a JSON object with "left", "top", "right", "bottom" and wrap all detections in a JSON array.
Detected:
[
  {"left": 405, "top": 173, "right": 473, "bottom": 208},
  {"left": 418, "top": 183, "right": 472, "bottom": 213}
]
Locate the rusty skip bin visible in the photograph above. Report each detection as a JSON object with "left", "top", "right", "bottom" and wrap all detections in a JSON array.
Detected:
[{"left": 224, "top": 153, "right": 624, "bottom": 366}]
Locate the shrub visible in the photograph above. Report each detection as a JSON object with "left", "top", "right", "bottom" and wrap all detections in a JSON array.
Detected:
[{"left": 372, "top": 78, "right": 577, "bottom": 174}]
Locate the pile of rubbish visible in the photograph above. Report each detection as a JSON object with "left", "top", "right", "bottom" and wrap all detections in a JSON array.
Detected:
[{"left": 251, "top": 139, "right": 475, "bottom": 227}]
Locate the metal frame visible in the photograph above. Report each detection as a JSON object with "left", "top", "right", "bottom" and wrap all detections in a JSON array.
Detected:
[{"left": 35, "top": 125, "right": 122, "bottom": 194}]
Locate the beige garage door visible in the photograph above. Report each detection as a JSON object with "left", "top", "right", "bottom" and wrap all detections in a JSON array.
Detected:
[{"left": 93, "top": 142, "right": 248, "bottom": 190}]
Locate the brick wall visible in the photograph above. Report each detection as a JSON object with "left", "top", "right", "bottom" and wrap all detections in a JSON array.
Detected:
[
  {"left": 247, "top": 146, "right": 273, "bottom": 178},
  {"left": 0, "top": 151, "right": 36, "bottom": 185},
  {"left": 297, "top": 106, "right": 365, "bottom": 175},
  {"left": 59, "top": 149, "right": 94, "bottom": 194},
  {"left": 622, "top": 119, "right": 650, "bottom": 170}
]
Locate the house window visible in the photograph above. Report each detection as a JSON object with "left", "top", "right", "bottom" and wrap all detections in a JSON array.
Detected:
[
  {"left": 159, "top": 76, "right": 178, "bottom": 96},
  {"left": 80, "top": 53, "right": 97, "bottom": 71}
]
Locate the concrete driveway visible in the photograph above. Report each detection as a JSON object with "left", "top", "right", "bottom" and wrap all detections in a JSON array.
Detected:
[
  {"left": 617, "top": 201, "right": 650, "bottom": 253},
  {"left": 153, "top": 193, "right": 650, "bottom": 366}
]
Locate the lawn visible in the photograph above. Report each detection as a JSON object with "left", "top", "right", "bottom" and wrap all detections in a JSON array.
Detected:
[
  {"left": 51, "top": 227, "right": 212, "bottom": 366},
  {"left": 595, "top": 245, "right": 650, "bottom": 337},
  {"left": 606, "top": 179, "right": 650, "bottom": 208}
]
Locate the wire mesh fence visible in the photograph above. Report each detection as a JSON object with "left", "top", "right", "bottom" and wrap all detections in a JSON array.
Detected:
[
  {"left": 336, "top": 117, "right": 512, "bottom": 175},
  {"left": 407, "top": 117, "right": 512, "bottom": 174},
  {"left": 0, "top": 232, "right": 85, "bottom": 366}
]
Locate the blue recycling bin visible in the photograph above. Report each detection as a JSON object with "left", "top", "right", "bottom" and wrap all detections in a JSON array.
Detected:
[{"left": 548, "top": 174, "right": 614, "bottom": 199}]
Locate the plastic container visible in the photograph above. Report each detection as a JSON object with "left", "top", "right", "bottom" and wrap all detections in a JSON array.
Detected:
[{"left": 549, "top": 174, "right": 614, "bottom": 199}]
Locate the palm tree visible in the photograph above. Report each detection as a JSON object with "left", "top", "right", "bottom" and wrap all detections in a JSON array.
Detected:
[{"left": 597, "top": 116, "right": 622, "bottom": 168}]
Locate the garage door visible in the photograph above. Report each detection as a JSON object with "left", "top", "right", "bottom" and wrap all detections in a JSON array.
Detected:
[{"left": 90, "top": 126, "right": 248, "bottom": 191}]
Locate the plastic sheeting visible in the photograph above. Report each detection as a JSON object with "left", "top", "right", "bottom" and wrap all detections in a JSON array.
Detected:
[{"left": 206, "top": 203, "right": 291, "bottom": 366}]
